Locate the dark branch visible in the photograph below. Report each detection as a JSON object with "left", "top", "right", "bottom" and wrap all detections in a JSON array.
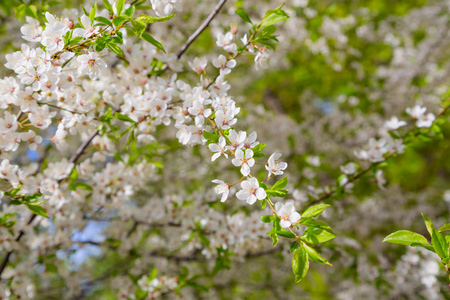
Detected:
[{"left": 176, "top": 0, "right": 228, "bottom": 59}]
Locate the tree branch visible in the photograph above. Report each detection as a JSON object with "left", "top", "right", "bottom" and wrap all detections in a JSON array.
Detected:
[{"left": 176, "top": 0, "right": 228, "bottom": 59}]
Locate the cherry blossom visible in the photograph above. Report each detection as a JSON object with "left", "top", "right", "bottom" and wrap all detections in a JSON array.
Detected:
[
  {"left": 275, "top": 202, "right": 301, "bottom": 228},
  {"left": 209, "top": 136, "right": 228, "bottom": 161},
  {"left": 266, "top": 153, "right": 288, "bottom": 176},
  {"left": 232, "top": 149, "right": 255, "bottom": 176},
  {"left": 236, "top": 177, "right": 266, "bottom": 205},
  {"left": 212, "top": 179, "right": 230, "bottom": 202}
]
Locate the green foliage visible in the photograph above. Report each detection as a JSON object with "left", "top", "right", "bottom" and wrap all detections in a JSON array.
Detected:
[
  {"left": 292, "top": 244, "right": 309, "bottom": 282},
  {"left": 301, "top": 204, "right": 330, "bottom": 220}
]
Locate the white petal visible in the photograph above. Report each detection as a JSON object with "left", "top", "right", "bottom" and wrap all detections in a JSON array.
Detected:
[
  {"left": 280, "top": 220, "right": 291, "bottom": 228},
  {"left": 289, "top": 212, "right": 301, "bottom": 223},
  {"left": 236, "top": 190, "right": 250, "bottom": 201},
  {"left": 240, "top": 164, "right": 250, "bottom": 176},
  {"left": 209, "top": 144, "right": 220, "bottom": 152},
  {"left": 247, "top": 194, "right": 257, "bottom": 205},
  {"left": 232, "top": 158, "right": 241, "bottom": 167},
  {"left": 255, "top": 188, "right": 266, "bottom": 200},
  {"left": 211, "top": 153, "right": 220, "bottom": 161}
]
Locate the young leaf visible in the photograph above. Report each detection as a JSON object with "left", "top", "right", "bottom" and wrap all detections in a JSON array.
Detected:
[
  {"left": 235, "top": 9, "right": 252, "bottom": 24},
  {"left": 421, "top": 213, "right": 434, "bottom": 237},
  {"left": 89, "top": 2, "right": 97, "bottom": 24},
  {"left": 114, "top": 112, "right": 135, "bottom": 123},
  {"left": 106, "top": 43, "right": 124, "bottom": 58},
  {"left": 202, "top": 130, "right": 219, "bottom": 143},
  {"left": 302, "top": 243, "right": 332, "bottom": 266},
  {"left": 123, "top": 5, "right": 135, "bottom": 18},
  {"left": 113, "top": 15, "right": 129, "bottom": 27},
  {"left": 95, "top": 16, "right": 113, "bottom": 27},
  {"left": 26, "top": 204, "right": 49, "bottom": 218},
  {"left": 72, "top": 182, "right": 94, "bottom": 191},
  {"left": 438, "top": 223, "right": 450, "bottom": 233},
  {"left": 270, "top": 217, "right": 281, "bottom": 246},
  {"left": 271, "top": 177, "right": 288, "bottom": 190},
  {"left": 302, "top": 226, "right": 336, "bottom": 244},
  {"left": 103, "top": 0, "right": 113, "bottom": 13},
  {"left": 292, "top": 245, "right": 309, "bottom": 283},
  {"left": 301, "top": 204, "right": 330, "bottom": 220},
  {"left": 141, "top": 32, "right": 166, "bottom": 53},
  {"left": 135, "top": 14, "right": 175, "bottom": 23},
  {"left": 116, "top": 0, "right": 125, "bottom": 15},
  {"left": 290, "top": 241, "right": 299, "bottom": 253},
  {"left": 80, "top": 4, "right": 89, "bottom": 17},
  {"left": 260, "top": 215, "right": 272, "bottom": 223},
  {"left": 131, "top": 19, "right": 146, "bottom": 37},
  {"left": 431, "top": 228, "right": 448, "bottom": 258},
  {"left": 252, "top": 143, "right": 266, "bottom": 154},
  {"left": 383, "top": 230, "right": 430, "bottom": 247},
  {"left": 267, "top": 230, "right": 296, "bottom": 239},
  {"left": 266, "top": 189, "right": 288, "bottom": 197},
  {"left": 261, "top": 6, "right": 289, "bottom": 28}
]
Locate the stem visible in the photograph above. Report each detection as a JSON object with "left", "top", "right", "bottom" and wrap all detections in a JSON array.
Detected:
[
  {"left": 229, "top": 176, "right": 245, "bottom": 187},
  {"left": 177, "top": 0, "right": 228, "bottom": 59}
]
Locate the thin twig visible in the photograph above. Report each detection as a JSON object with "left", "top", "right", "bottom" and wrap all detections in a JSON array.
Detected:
[{"left": 176, "top": 0, "right": 228, "bottom": 59}]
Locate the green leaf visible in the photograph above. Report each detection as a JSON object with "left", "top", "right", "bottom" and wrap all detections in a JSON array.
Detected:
[
  {"left": 252, "top": 143, "right": 266, "bottom": 154},
  {"left": 202, "top": 130, "right": 219, "bottom": 143},
  {"left": 438, "top": 223, "right": 450, "bottom": 233},
  {"left": 114, "top": 112, "right": 135, "bottom": 123},
  {"left": 116, "top": 0, "right": 125, "bottom": 15},
  {"left": 69, "top": 167, "right": 78, "bottom": 186},
  {"left": 267, "top": 230, "right": 296, "bottom": 239},
  {"left": 261, "top": 6, "right": 289, "bottom": 28},
  {"left": 235, "top": 9, "right": 252, "bottom": 24},
  {"left": 131, "top": 19, "right": 146, "bottom": 37},
  {"left": 431, "top": 228, "right": 448, "bottom": 258},
  {"left": 292, "top": 245, "right": 309, "bottom": 283},
  {"left": 72, "top": 182, "right": 94, "bottom": 191},
  {"left": 113, "top": 15, "right": 129, "bottom": 27},
  {"left": 271, "top": 217, "right": 281, "bottom": 246},
  {"left": 80, "top": 4, "right": 89, "bottom": 17},
  {"left": 410, "top": 242, "right": 434, "bottom": 252},
  {"left": 89, "top": 2, "right": 97, "bottom": 24},
  {"left": 271, "top": 177, "right": 287, "bottom": 190},
  {"left": 135, "top": 14, "right": 175, "bottom": 23},
  {"left": 290, "top": 241, "right": 299, "bottom": 253},
  {"left": 123, "top": 5, "right": 135, "bottom": 18},
  {"left": 422, "top": 213, "right": 434, "bottom": 237},
  {"left": 303, "top": 243, "right": 332, "bottom": 266},
  {"left": 141, "top": 32, "right": 166, "bottom": 53},
  {"left": 103, "top": 0, "right": 113, "bottom": 13},
  {"left": 95, "top": 16, "right": 113, "bottom": 27},
  {"left": 266, "top": 189, "right": 288, "bottom": 197},
  {"left": 383, "top": 230, "right": 430, "bottom": 247},
  {"left": 106, "top": 43, "right": 124, "bottom": 57},
  {"left": 26, "top": 204, "right": 49, "bottom": 218},
  {"left": 198, "top": 234, "right": 210, "bottom": 247},
  {"left": 260, "top": 215, "right": 272, "bottom": 223},
  {"left": 126, "top": 129, "right": 135, "bottom": 149},
  {"left": 149, "top": 268, "right": 158, "bottom": 281},
  {"left": 301, "top": 204, "right": 330, "bottom": 220},
  {"left": 260, "top": 197, "right": 267, "bottom": 209},
  {"left": 302, "top": 227, "right": 336, "bottom": 244}
]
